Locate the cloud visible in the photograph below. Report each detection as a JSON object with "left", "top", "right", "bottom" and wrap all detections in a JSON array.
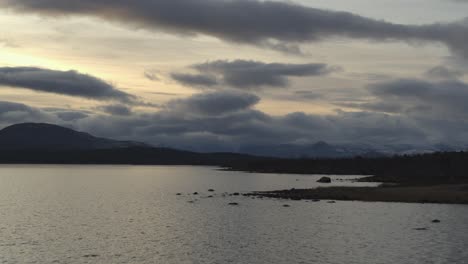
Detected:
[
  {"left": 41, "top": 107, "right": 92, "bottom": 121},
  {"left": 99, "top": 104, "right": 133, "bottom": 116},
  {"left": 424, "top": 65, "right": 465, "bottom": 80},
  {"left": 55, "top": 111, "right": 89, "bottom": 121},
  {"left": 144, "top": 70, "right": 159, "bottom": 81},
  {"left": 1, "top": 0, "right": 468, "bottom": 56},
  {"left": 367, "top": 79, "right": 468, "bottom": 119},
  {"left": 337, "top": 101, "right": 403, "bottom": 114},
  {"left": 173, "top": 60, "right": 337, "bottom": 89},
  {"left": 72, "top": 106, "right": 433, "bottom": 153},
  {"left": 293, "top": 90, "right": 324, "bottom": 100},
  {"left": 3, "top": 93, "right": 468, "bottom": 153},
  {"left": 0, "top": 101, "right": 56, "bottom": 125},
  {"left": 166, "top": 90, "right": 260, "bottom": 116},
  {"left": 171, "top": 73, "right": 218, "bottom": 87},
  {"left": 68, "top": 90, "right": 432, "bottom": 150},
  {"left": 0, "top": 67, "right": 136, "bottom": 103}
]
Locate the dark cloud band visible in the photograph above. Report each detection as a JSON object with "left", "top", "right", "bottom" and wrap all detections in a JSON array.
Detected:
[
  {"left": 173, "top": 60, "right": 336, "bottom": 89},
  {"left": 171, "top": 73, "right": 218, "bottom": 87},
  {"left": 1, "top": 0, "right": 467, "bottom": 56},
  {"left": 369, "top": 78, "right": 468, "bottom": 116},
  {"left": 166, "top": 90, "right": 260, "bottom": 116},
  {"left": 99, "top": 104, "right": 133, "bottom": 116},
  {"left": 0, "top": 67, "right": 136, "bottom": 102},
  {"left": 0, "top": 101, "right": 55, "bottom": 125}
]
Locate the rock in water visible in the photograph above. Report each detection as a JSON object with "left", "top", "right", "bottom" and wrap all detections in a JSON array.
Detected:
[
  {"left": 228, "top": 202, "right": 239, "bottom": 206},
  {"left": 317, "top": 177, "right": 332, "bottom": 183},
  {"left": 432, "top": 219, "right": 441, "bottom": 223},
  {"left": 414, "top": 227, "right": 428, "bottom": 231}
]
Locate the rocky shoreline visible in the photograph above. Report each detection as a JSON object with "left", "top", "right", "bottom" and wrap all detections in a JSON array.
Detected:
[{"left": 247, "top": 184, "right": 468, "bottom": 205}]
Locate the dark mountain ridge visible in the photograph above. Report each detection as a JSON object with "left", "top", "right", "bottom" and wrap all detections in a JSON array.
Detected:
[
  {"left": 0, "top": 123, "right": 266, "bottom": 166},
  {"left": 239, "top": 141, "right": 385, "bottom": 158},
  {"left": 0, "top": 123, "right": 148, "bottom": 150}
]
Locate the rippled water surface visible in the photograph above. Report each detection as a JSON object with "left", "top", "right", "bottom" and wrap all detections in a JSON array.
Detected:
[{"left": 0, "top": 165, "right": 467, "bottom": 264}]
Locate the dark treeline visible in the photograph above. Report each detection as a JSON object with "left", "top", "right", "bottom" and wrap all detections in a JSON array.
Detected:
[
  {"left": 1, "top": 147, "right": 467, "bottom": 184},
  {"left": 227, "top": 151, "right": 468, "bottom": 184}
]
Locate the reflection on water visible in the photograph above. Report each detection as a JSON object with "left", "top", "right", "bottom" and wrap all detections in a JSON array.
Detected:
[{"left": 0, "top": 165, "right": 467, "bottom": 264}]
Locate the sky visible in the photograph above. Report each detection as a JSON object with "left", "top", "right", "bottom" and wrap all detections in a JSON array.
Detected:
[{"left": 0, "top": 0, "right": 468, "bottom": 153}]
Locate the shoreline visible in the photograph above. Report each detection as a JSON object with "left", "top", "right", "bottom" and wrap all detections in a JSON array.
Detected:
[
  {"left": 1, "top": 163, "right": 467, "bottom": 204},
  {"left": 247, "top": 184, "right": 468, "bottom": 205}
]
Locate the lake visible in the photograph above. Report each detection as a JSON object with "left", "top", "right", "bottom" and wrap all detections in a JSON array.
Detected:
[{"left": 0, "top": 165, "right": 467, "bottom": 264}]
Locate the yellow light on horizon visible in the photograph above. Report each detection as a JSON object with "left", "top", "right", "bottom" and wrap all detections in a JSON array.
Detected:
[{"left": 0, "top": 50, "right": 68, "bottom": 70}]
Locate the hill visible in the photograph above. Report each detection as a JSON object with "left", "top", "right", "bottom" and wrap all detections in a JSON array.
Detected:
[
  {"left": 0, "top": 123, "right": 266, "bottom": 165},
  {"left": 0, "top": 123, "right": 148, "bottom": 150}
]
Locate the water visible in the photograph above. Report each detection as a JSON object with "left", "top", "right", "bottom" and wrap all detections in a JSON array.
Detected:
[{"left": 0, "top": 165, "right": 467, "bottom": 264}]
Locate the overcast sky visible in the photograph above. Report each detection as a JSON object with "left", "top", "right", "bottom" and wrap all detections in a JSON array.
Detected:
[{"left": 0, "top": 0, "right": 468, "bottom": 152}]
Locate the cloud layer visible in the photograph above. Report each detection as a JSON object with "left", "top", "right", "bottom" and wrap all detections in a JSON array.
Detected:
[
  {"left": 0, "top": 67, "right": 136, "bottom": 102},
  {"left": 4, "top": 82, "right": 468, "bottom": 154},
  {"left": 166, "top": 90, "right": 260, "bottom": 116},
  {"left": 0, "top": 101, "right": 56, "bottom": 126},
  {"left": 1, "top": 0, "right": 467, "bottom": 55},
  {"left": 1, "top": 1, "right": 468, "bottom": 155},
  {"left": 171, "top": 73, "right": 218, "bottom": 87},
  {"left": 368, "top": 79, "right": 468, "bottom": 118},
  {"left": 173, "top": 60, "right": 336, "bottom": 89}
]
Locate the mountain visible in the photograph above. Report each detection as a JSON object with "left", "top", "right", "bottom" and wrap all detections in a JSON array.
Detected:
[
  {"left": 0, "top": 123, "right": 463, "bottom": 159},
  {"left": 0, "top": 123, "right": 265, "bottom": 165},
  {"left": 238, "top": 141, "right": 468, "bottom": 158},
  {"left": 239, "top": 141, "right": 384, "bottom": 158},
  {"left": 0, "top": 123, "right": 375, "bottom": 157},
  {"left": 0, "top": 123, "right": 148, "bottom": 150}
]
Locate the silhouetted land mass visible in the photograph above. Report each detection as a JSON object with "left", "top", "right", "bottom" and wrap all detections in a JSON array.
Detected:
[
  {"left": 0, "top": 123, "right": 148, "bottom": 150},
  {"left": 0, "top": 147, "right": 265, "bottom": 166},
  {"left": 1, "top": 123, "right": 468, "bottom": 187},
  {"left": 0, "top": 123, "right": 267, "bottom": 165},
  {"left": 226, "top": 152, "right": 468, "bottom": 185},
  {"left": 247, "top": 185, "right": 468, "bottom": 204},
  {"left": 233, "top": 153, "right": 468, "bottom": 204}
]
